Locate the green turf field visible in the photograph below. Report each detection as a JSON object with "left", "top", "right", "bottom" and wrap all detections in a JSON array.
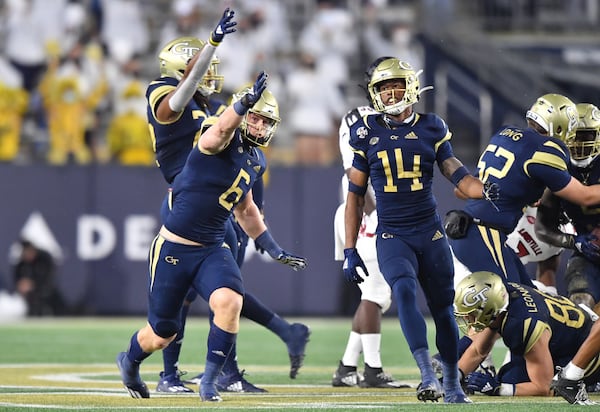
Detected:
[{"left": 0, "top": 317, "right": 594, "bottom": 411}]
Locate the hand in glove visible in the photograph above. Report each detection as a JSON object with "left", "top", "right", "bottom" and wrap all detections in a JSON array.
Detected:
[
  {"left": 574, "top": 233, "right": 600, "bottom": 263},
  {"left": 343, "top": 248, "right": 369, "bottom": 284},
  {"left": 466, "top": 370, "right": 500, "bottom": 396},
  {"left": 210, "top": 8, "right": 237, "bottom": 44},
  {"left": 483, "top": 181, "right": 500, "bottom": 202},
  {"left": 275, "top": 251, "right": 307, "bottom": 271}
]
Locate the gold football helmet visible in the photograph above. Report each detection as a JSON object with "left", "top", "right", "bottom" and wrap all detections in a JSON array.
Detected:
[
  {"left": 454, "top": 271, "right": 509, "bottom": 334},
  {"left": 566, "top": 103, "right": 600, "bottom": 168},
  {"left": 158, "top": 37, "right": 223, "bottom": 96},
  {"left": 525, "top": 93, "right": 577, "bottom": 141},
  {"left": 367, "top": 58, "right": 431, "bottom": 115},
  {"left": 233, "top": 87, "right": 280, "bottom": 147}
]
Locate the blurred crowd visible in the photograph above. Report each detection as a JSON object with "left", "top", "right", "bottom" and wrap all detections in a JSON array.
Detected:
[{"left": 0, "top": 0, "right": 421, "bottom": 167}]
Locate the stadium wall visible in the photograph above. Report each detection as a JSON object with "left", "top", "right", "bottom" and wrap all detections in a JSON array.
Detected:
[{"left": 0, "top": 164, "right": 563, "bottom": 316}]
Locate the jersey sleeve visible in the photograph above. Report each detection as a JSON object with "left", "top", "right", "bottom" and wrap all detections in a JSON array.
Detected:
[
  {"left": 146, "top": 78, "right": 178, "bottom": 124},
  {"left": 424, "top": 113, "right": 454, "bottom": 162},
  {"left": 340, "top": 107, "right": 376, "bottom": 171},
  {"left": 349, "top": 123, "right": 370, "bottom": 174},
  {"left": 501, "top": 313, "right": 550, "bottom": 355},
  {"left": 524, "top": 140, "right": 572, "bottom": 192}
]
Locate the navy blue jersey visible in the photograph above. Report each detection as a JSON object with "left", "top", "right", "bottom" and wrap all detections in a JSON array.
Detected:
[
  {"left": 561, "top": 158, "right": 600, "bottom": 233},
  {"left": 349, "top": 112, "right": 455, "bottom": 233},
  {"left": 465, "top": 126, "right": 572, "bottom": 233},
  {"left": 165, "top": 132, "right": 266, "bottom": 245},
  {"left": 500, "top": 282, "right": 592, "bottom": 365},
  {"left": 146, "top": 76, "right": 226, "bottom": 184}
]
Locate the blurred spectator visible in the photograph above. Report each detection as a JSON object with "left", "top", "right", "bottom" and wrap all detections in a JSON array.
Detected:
[
  {"left": 216, "top": 0, "right": 293, "bottom": 96},
  {"left": 104, "top": 80, "right": 154, "bottom": 166},
  {"left": 0, "top": 57, "right": 29, "bottom": 162},
  {"left": 285, "top": 51, "right": 347, "bottom": 166},
  {"left": 362, "top": 4, "right": 423, "bottom": 71},
  {"left": 157, "top": 0, "right": 213, "bottom": 49},
  {"left": 13, "top": 240, "right": 66, "bottom": 316},
  {"left": 297, "top": 0, "right": 357, "bottom": 90},
  {"left": 38, "top": 39, "right": 108, "bottom": 165},
  {"left": 3, "top": 0, "right": 66, "bottom": 92},
  {"left": 98, "top": 0, "right": 151, "bottom": 58}
]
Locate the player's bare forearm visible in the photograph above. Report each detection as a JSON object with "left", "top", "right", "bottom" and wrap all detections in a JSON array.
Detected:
[
  {"left": 344, "top": 192, "right": 364, "bottom": 249},
  {"left": 441, "top": 157, "right": 481, "bottom": 199},
  {"left": 454, "top": 186, "right": 468, "bottom": 200},
  {"left": 233, "top": 192, "right": 268, "bottom": 239},
  {"left": 199, "top": 105, "right": 242, "bottom": 153},
  {"left": 457, "top": 175, "right": 485, "bottom": 199},
  {"left": 573, "top": 320, "right": 600, "bottom": 368}
]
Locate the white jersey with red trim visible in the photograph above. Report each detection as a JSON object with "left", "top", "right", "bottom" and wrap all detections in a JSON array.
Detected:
[
  {"left": 505, "top": 206, "right": 573, "bottom": 264},
  {"left": 334, "top": 106, "right": 391, "bottom": 312}
]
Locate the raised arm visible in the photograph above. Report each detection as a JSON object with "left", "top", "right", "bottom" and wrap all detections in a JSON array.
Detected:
[
  {"left": 156, "top": 8, "right": 237, "bottom": 122},
  {"left": 199, "top": 72, "right": 267, "bottom": 154}
]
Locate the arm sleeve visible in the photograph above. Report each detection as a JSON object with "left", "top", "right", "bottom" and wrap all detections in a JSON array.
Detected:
[{"left": 168, "top": 43, "right": 217, "bottom": 112}]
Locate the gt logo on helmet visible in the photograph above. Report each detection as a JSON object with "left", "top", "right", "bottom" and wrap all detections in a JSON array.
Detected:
[
  {"left": 171, "top": 42, "right": 200, "bottom": 58},
  {"left": 462, "top": 286, "right": 490, "bottom": 308}
]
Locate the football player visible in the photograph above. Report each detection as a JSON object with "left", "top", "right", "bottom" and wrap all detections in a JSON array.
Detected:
[
  {"left": 535, "top": 103, "right": 600, "bottom": 404},
  {"left": 343, "top": 58, "right": 497, "bottom": 403},
  {"left": 454, "top": 271, "right": 599, "bottom": 404},
  {"left": 148, "top": 21, "right": 309, "bottom": 395},
  {"left": 535, "top": 103, "right": 600, "bottom": 313},
  {"left": 116, "top": 71, "right": 307, "bottom": 402},
  {"left": 447, "top": 94, "right": 600, "bottom": 288},
  {"left": 332, "top": 56, "right": 409, "bottom": 389}
]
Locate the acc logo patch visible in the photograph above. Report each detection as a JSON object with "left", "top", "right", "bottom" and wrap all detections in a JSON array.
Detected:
[{"left": 357, "top": 127, "right": 368, "bottom": 139}]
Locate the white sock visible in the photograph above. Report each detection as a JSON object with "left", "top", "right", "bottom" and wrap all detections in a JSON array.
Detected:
[
  {"left": 341, "top": 331, "right": 362, "bottom": 367},
  {"left": 563, "top": 361, "right": 586, "bottom": 381},
  {"left": 361, "top": 333, "right": 382, "bottom": 368}
]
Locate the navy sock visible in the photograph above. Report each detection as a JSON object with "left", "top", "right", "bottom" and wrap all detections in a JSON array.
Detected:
[
  {"left": 202, "top": 323, "right": 236, "bottom": 387},
  {"left": 127, "top": 332, "right": 151, "bottom": 364},
  {"left": 413, "top": 348, "right": 436, "bottom": 381},
  {"left": 241, "top": 292, "right": 276, "bottom": 327},
  {"left": 162, "top": 304, "right": 190, "bottom": 376},
  {"left": 266, "top": 314, "right": 291, "bottom": 342},
  {"left": 441, "top": 361, "right": 461, "bottom": 392},
  {"left": 221, "top": 344, "right": 239, "bottom": 375}
]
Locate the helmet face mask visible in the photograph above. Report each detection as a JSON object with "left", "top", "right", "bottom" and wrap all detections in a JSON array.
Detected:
[
  {"left": 234, "top": 88, "right": 280, "bottom": 147},
  {"left": 454, "top": 271, "right": 509, "bottom": 335},
  {"left": 158, "top": 37, "right": 223, "bottom": 96},
  {"left": 567, "top": 103, "right": 600, "bottom": 168},
  {"left": 525, "top": 93, "right": 578, "bottom": 141},
  {"left": 368, "top": 58, "right": 423, "bottom": 115}
]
